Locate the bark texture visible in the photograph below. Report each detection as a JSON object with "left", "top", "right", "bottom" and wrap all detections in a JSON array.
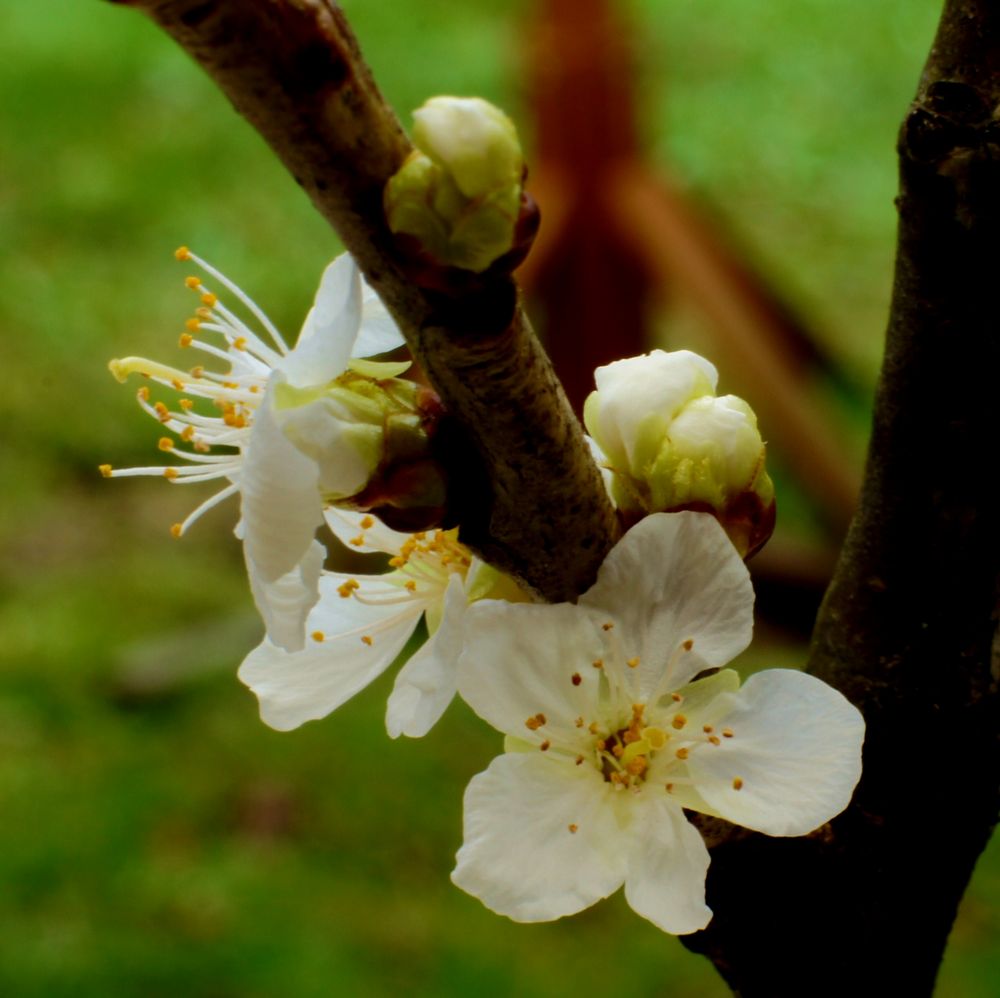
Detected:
[
  {"left": 683, "top": 3, "right": 1000, "bottom": 993},
  {"left": 112, "top": 0, "right": 618, "bottom": 603}
]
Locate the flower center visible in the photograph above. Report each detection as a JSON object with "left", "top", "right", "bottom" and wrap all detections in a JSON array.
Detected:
[{"left": 595, "top": 704, "right": 670, "bottom": 788}]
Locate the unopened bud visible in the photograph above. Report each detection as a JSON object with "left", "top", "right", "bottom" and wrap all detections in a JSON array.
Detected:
[
  {"left": 385, "top": 96, "right": 525, "bottom": 274},
  {"left": 584, "top": 350, "right": 775, "bottom": 557}
]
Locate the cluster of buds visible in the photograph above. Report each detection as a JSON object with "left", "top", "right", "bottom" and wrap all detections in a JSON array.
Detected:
[{"left": 584, "top": 350, "right": 775, "bottom": 557}]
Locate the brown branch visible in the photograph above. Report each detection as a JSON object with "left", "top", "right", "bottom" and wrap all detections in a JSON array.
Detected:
[
  {"left": 683, "top": 2, "right": 1000, "bottom": 993},
  {"left": 109, "top": 0, "right": 618, "bottom": 603}
]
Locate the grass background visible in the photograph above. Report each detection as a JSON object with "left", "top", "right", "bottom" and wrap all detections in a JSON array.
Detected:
[{"left": 0, "top": 0, "right": 996, "bottom": 994}]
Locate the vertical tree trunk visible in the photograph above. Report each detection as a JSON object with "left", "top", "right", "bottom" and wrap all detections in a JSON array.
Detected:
[{"left": 683, "top": 3, "right": 1000, "bottom": 993}]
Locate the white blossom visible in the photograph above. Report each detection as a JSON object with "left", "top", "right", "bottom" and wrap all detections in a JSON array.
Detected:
[
  {"left": 452, "top": 511, "right": 864, "bottom": 934},
  {"left": 238, "top": 509, "right": 531, "bottom": 738}
]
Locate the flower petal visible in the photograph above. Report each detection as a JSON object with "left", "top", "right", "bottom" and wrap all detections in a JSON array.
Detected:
[
  {"left": 457, "top": 600, "right": 607, "bottom": 745},
  {"left": 355, "top": 280, "right": 406, "bottom": 357},
  {"left": 581, "top": 512, "right": 754, "bottom": 697},
  {"left": 686, "top": 669, "right": 865, "bottom": 836},
  {"left": 385, "top": 573, "right": 466, "bottom": 739},
  {"left": 238, "top": 573, "right": 421, "bottom": 731},
  {"left": 281, "top": 254, "right": 360, "bottom": 387},
  {"left": 623, "top": 795, "right": 713, "bottom": 934},
  {"left": 452, "top": 753, "right": 627, "bottom": 922},
  {"left": 246, "top": 540, "right": 324, "bottom": 653}
]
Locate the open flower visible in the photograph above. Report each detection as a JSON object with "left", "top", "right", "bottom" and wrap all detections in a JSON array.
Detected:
[
  {"left": 102, "top": 247, "right": 414, "bottom": 649},
  {"left": 238, "top": 509, "right": 531, "bottom": 738},
  {"left": 452, "top": 511, "right": 864, "bottom": 934}
]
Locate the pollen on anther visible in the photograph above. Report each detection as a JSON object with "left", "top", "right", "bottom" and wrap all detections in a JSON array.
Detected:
[
  {"left": 525, "top": 713, "right": 546, "bottom": 731},
  {"left": 184, "top": 276, "right": 201, "bottom": 290},
  {"left": 163, "top": 468, "right": 178, "bottom": 480},
  {"left": 349, "top": 535, "right": 365, "bottom": 547},
  {"left": 233, "top": 337, "right": 247, "bottom": 351},
  {"left": 99, "top": 464, "right": 113, "bottom": 478},
  {"left": 568, "top": 824, "right": 578, "bottom": 834},
  {"left": 337, "top": 579, "right": 360, "bottom": 598},
  {"left": 575, "top": 755, "right": 584, "bottom": 765},
  {"left": 200, "top": 292, "right": 218, "bottom": 307},
  {"left": 137, "top": 386, "right": 151, "bottom": 401},
  {"left": 626, "top": 656, "right": 640, "bottom": 669},
  {"left": 671, "top": 692, "right": 683, "bottom": 703},
  {"left": 571, "top": 672, "right": 582, "bottom": 686},
  {"left": 703, "top": 724, "right": 714, "bottom": 733},
  {"left": 675, "top": 747, "right": 689, "bottom": 760},
  {"left": 682, "top": 639, "right": 694, "bottom": 651},
  {"left": 708, "top": 735, "right": 721, "bottom": 746},
  {"left": 154, "top": 402, "right": 170, "bottom": 421},
  {"left": 732, "top": 777, "right": 744, "bottom": 791},
  {"left": 540, "top": 740, "right": 551, "bottom": 751},
  {"left": 602, "top": 622, "right": 614, "bottom": 631},
  {"left": 665, "top": 783, "right": 674, "bottom": 793},
  {"left": 171, "top": 378, "right": 185, "bottom": 391},
  {"left": 174, "top": 245, "right": 191, "bottom": 261},
  {"left": 311, "top": 631, "right": 325, "bottom": 642},
  {"left": 591, "top": 659, "right": 603, "bottom": 669},
  {"left": 671, "top": 714, "right": 687, "bottom": 730},
  {"left": 184, "top": 318, "right": 200, "bottom": 333},
  {"left": 158, "top": 437, "right": 174, "bottom": 451},
  {"left": 361, "top": 635, "right": 373, "bottom": 646},
  {"left": 404, "top": 580, "right": 417, "bottom": 592},
  {"left": 179, "top": 398, "right": 194, "bottom": 411},
  {"left": 360, "top": 515, "right": 375, "bottom": 529},
  {"left": 722, "top": 728, "right": 734, "bottom": 738},
  {"left": 170, "top": 523, "right": 183, "bottom": 538}
]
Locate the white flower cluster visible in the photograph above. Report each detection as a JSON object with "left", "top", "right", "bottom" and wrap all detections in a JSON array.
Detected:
[{"left": 105, "top": 249, "right": 864, "bottom": 936}]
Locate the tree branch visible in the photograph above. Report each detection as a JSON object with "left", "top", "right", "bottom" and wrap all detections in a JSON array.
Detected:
[
  {"left": 683, "top": 2, "right": 1000, "bottom": 993},
  {"left": 109, "top": 0, "right": 618, "bottom": 603}
]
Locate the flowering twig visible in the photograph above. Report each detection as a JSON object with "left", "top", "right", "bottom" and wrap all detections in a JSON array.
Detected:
[
  {"left": 683, "top": 2, "right": 1000, "bottom": 992},
  {"left": 108, "top": 0, "right": 618, "bottom": 603}
]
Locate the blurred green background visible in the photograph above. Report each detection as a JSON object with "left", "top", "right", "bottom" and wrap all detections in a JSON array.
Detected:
[{"left": 0, "top": 0, "right": 996, "bottom": 994}]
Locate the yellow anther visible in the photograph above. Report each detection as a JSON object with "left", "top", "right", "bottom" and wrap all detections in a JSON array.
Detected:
[
  {"left": 575, "top": 755, "right": 584, "bottom": 765},
  {"left": 184, "top": 318, "right": 200, "bottom": 333},
  {"left": 568, "top": 824, "right": 578, "bottom": 834},
  {"left": 184, "top": 276, "right": 201, "bottom": 290},
  {"left": 612, "top": 744, "right": 624, "bottom": 758},
  {"left": 349, "top": 535, "right": 365, "bottom": 547},
  {"left": 571, "top": 672, "right": 582, "bottom": 686},
  {"left": 588, "top": 721, "right": 600, "bottom": 734},
  {"left": 703, "top": 724, "right": 714, "bottom": 733},
  {"left": 413, "top": 531, "right": 426, "bottom": 540},
  {"left": 181, "top": 426, "right": 196, "bottom": 442},
  {"left": 137, "top": 385, "right": 150, "bottom": 401},
  {"left": 171, "top": 379, "right": 185, "bottom": 392},
  {"left": 361, "top": 635, "right": 373, "bottom": 646},
  {"left": 626, "top": 756, "right": 647, "bottom": 777},
  {"left": 540, "top": 740, "right": 551, "bottom": 752},
  {"left": 154, "top": 402, "right": 170, "bottom": 421},
  {"left": 708, "top": 735, "right": 721, "bottom": 746},
  {"left": 682, "top": 639, "right": 694, "bottom": 651},
  {"left": 337, "top": 579, "right": 360, "bottom": 598},
  {"left": 675, "top": 747, "right": 689, "bottom": 760},
  {"left": 722, "top": 728, "right": 734, "bottom": 738},
  {"left": 158, "top": 437, "right": 174, "bottom": 451},
  {"left": 732, "top": 777, "right": 744, "bottom": 791},
  {"left": 671, "top": 692, "right": 683, "bottom": 703},
  {"left": 200, "top": 292, "right": 218, "bottom": 307},
  {"left": 525, "top": 713, "right": 546, "bottom": 731},
  {"left": 99, "top": 464, "right": 113, "bottom": 478},
  {"left": 602, "top": 622, "right": 614, "bottom": 631},
  {"left": 311, "top": 631, "right": 325, "bottom": 642},
  {"left": 163, "top": 468, "right": 178, "bottom": 480},
  {"left": 170, "top": 523, "right": 183, "bottom": 538},
  {"left": 179, "top": 398, "right": 194, "bottom": 411},
  {"left": 174, "top": 245, "right": 191, "bottom": 261},
  {"left": 574, "top": 716, "right": 584, "bottom": 728},
  {"left": 190, "top": 366, "right": 205, "bottom": 379},
  {"left": 222, "top": 381, "right": 240, "bottom": 390},
  {"left": 360, "top": 515, "right": 375, "bottom": 529},
  {"left": 665, "top": 783, "right": 674, "bottom": 793},
  {"left": 249, "top": 385, "right": 261, "bottom": 393},
  {"left": 404, "top": 580, "right": 417, "bottom": 592},
  {"left": 233, "top": 337, "right": 247, "bottom": 351},
  {"left": 389, "top": 557, "right": 405, "bottom": 568},
  {"left": 196, "top": 306, "right": 212, "bottom": 319},
  {"left": 626, "top": 656, "right": 640, "bottom": 669},
  {"left": 591, "top": 659, "right": 603, "bottom": 669},
  {"left": 671, "top": 714, "right": 687, "bottom": 730}
]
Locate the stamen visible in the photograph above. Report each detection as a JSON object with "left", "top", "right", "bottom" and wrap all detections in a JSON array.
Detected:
[
  {"left": 723, "top": 728, "right": 734, "bottom": 738},
  {"left": 540, "top": 740, "right": 551, "bottom": 751},
  {"left": 574, "top": 717, "right": 584, "bottom": 728},
  {"left": 99, "top": 464, "right": 113, "bottom": 478},
  {"left": 675, "top": 747, "right": 689, "bottom": 760},
  {"left": 708, "top": 735, "right": 721, "bottom": 746},
  {"left": 732, "top": 777, "right": 744, "bottom": 791},
  {"left": 174, "top": 246, "right": 191, "bottom": 261},
  {"left": 525, "top": 713, "right": 546, "bottom": 731},
  {"left": 361, "top": 635, "right": 373, "bottom": 646},
  {"left": 568, "top": 824, "right": 578, "bottom": 833},
  {"left": 626, "top": 656, "right": 640, "bottom": 669},
  {"left": 571, "top": 672, "right": 582, "bottom": 686},
  {"left": 312, "top": 631, "right": 325, "bottom": 642},
  {"left": 170, "top": 523, "right": 182, "bottom": 538},
  {"left": 682, "top": 639, "right": 694, "bottom": 651},
  {"left": 575, "top": 755, "right": 584, "bottom": 765},
  {"left": 360, "top": 515, "right": 375, "bottom": 529},
  {"left": 592, "top": 659, "right": 603, "bottom": 669},
  {"left": 671, "top": 714, "right": 688, "bottom": 730},
  {"left": 602, "top": 622, "right": 614, "bottom": 631}
]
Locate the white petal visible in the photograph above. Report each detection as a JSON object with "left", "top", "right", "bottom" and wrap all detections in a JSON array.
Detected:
[
  {"left": 457, "top": 600, "right": 608, "bottom": 744},
  {"left": 238, "top": 574, "right": 422, "bottom": 731},
  {"left": 247, "top": 540, "right": 324, "bottom": 653},
  {"left": 355, "top": 280, "right": 406, "bottom": 357},
  {"left": 584, "top": 433, "right": 616, "bottom": 501},
  {"left": 686, "top": 669, "right": 865, "bottom": 836},
  {"left": 324, "top": 507, "right": 410, "bottom": 556},
  {"left": 241, "top": 383, "right": 324, "bottom": 644},
  {"left": 281, "top": 254, "right": 360, "bottom": 387},
  {"left": 623, "top": 795, "right": 713, "bottom": 934},
  {"left": 581, "top": 512, "right": 754, "bottom": 697},
  {"left": 385, "top": 573, "right": 466, "bottom": 739},
  {"left": 452, "top": 753, "right": 627, "bottom": 922}
]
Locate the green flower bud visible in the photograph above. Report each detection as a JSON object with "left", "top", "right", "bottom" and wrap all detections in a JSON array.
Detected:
[
  {"left": 585, "top": 350, "right": 775, "bottom": 557},
  {"left": 385, "top": 96, "right": 525, "bottom": 273}
]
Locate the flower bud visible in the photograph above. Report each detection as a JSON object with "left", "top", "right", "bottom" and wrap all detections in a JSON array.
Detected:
[
  {"left": 385, "top": 96, "right": 525, "bottom": 274},
  {"left": 584, "top": 350, "right": 775, "bottom": 557}
]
